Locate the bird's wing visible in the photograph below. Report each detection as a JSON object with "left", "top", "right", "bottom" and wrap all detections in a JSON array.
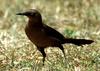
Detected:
[
  {"left": 43, "top": 24, "right": 94, "bottom": 45},
  {"left": 43, "top": 24, "right": 65, "bottom": 41}
]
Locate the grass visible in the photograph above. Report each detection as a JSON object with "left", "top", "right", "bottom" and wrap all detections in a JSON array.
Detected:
[{"left": 0, "top": 0, "right": 100, "bottom": 71}]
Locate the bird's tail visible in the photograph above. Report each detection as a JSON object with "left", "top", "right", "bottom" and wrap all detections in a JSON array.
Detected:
[{"left": 64, "top": 38, "right": 94, "bottom": 46}]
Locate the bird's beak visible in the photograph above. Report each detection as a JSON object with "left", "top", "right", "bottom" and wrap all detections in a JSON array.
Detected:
[
  {"left": 16, "top": 12, "right": 24, "bottom": 15},
  {"left": 16, "top": 12, "right": 28, "bottom": 15}
]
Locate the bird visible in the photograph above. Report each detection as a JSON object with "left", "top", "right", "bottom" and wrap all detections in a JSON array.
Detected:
[{"left": 16, "top": 9, "right": 94, "bottom": 65}]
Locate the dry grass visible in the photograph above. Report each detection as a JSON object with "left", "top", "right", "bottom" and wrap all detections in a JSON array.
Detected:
[{"left": 0, "top": 0, "right": 100, "bottom": 71}]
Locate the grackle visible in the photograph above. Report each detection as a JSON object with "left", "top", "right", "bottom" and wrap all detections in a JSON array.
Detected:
[{"left": 16, "top": 9, "right": 94, "bottom": 65}]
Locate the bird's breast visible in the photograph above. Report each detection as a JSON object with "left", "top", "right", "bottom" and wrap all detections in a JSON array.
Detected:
[{"left": 25, "top": 25, "right": 58, "bottom": 47}]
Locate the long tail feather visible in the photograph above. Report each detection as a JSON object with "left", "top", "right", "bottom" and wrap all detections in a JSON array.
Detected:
[{"left": 65, "top": 38, "right": 94, "bottom": 46}]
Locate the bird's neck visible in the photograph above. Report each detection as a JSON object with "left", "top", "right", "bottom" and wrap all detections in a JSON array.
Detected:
[{"left": 28, "top": 19, "right": 43, "bottom": 27}]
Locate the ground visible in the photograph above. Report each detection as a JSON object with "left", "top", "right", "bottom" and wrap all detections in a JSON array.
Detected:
[{"left": 0, "top": 0, "right": 100, "bottom": 71}]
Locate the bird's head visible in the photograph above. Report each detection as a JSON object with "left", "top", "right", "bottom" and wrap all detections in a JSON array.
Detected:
[{"left": 16, "top": 9, "right": 42, "bottom": 23}]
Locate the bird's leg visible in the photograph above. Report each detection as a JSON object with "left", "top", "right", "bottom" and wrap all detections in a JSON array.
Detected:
[
  {"left": 58, "top": 45, "right": 68, "bottom": 67},
  {"left": 58, "top": 45, "right": 66, "bottom": 59},
  {"left": 59, "top": 45, "right": 71, "bottom": 68},
  {"left": 37, "top": 47, "right": 46, "bottom": 65}
]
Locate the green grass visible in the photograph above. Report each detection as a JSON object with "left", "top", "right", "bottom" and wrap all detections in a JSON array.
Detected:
[{"left": 0, "top": 0, "right": 100, "bottom": 71}]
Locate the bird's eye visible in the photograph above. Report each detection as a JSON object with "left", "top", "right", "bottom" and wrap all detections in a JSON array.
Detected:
[{"left": 31, "top": 13, "right": 36, "bottom": 16}]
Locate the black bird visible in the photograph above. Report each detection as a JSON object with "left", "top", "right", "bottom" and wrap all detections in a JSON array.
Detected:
[{"left": 16, "top": 9, "right": 94, "bottom": 65}]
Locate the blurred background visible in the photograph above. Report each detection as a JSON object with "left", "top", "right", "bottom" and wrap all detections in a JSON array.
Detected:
[{"left": 0, "top": 0, "right": 100, "bottom": 71}]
